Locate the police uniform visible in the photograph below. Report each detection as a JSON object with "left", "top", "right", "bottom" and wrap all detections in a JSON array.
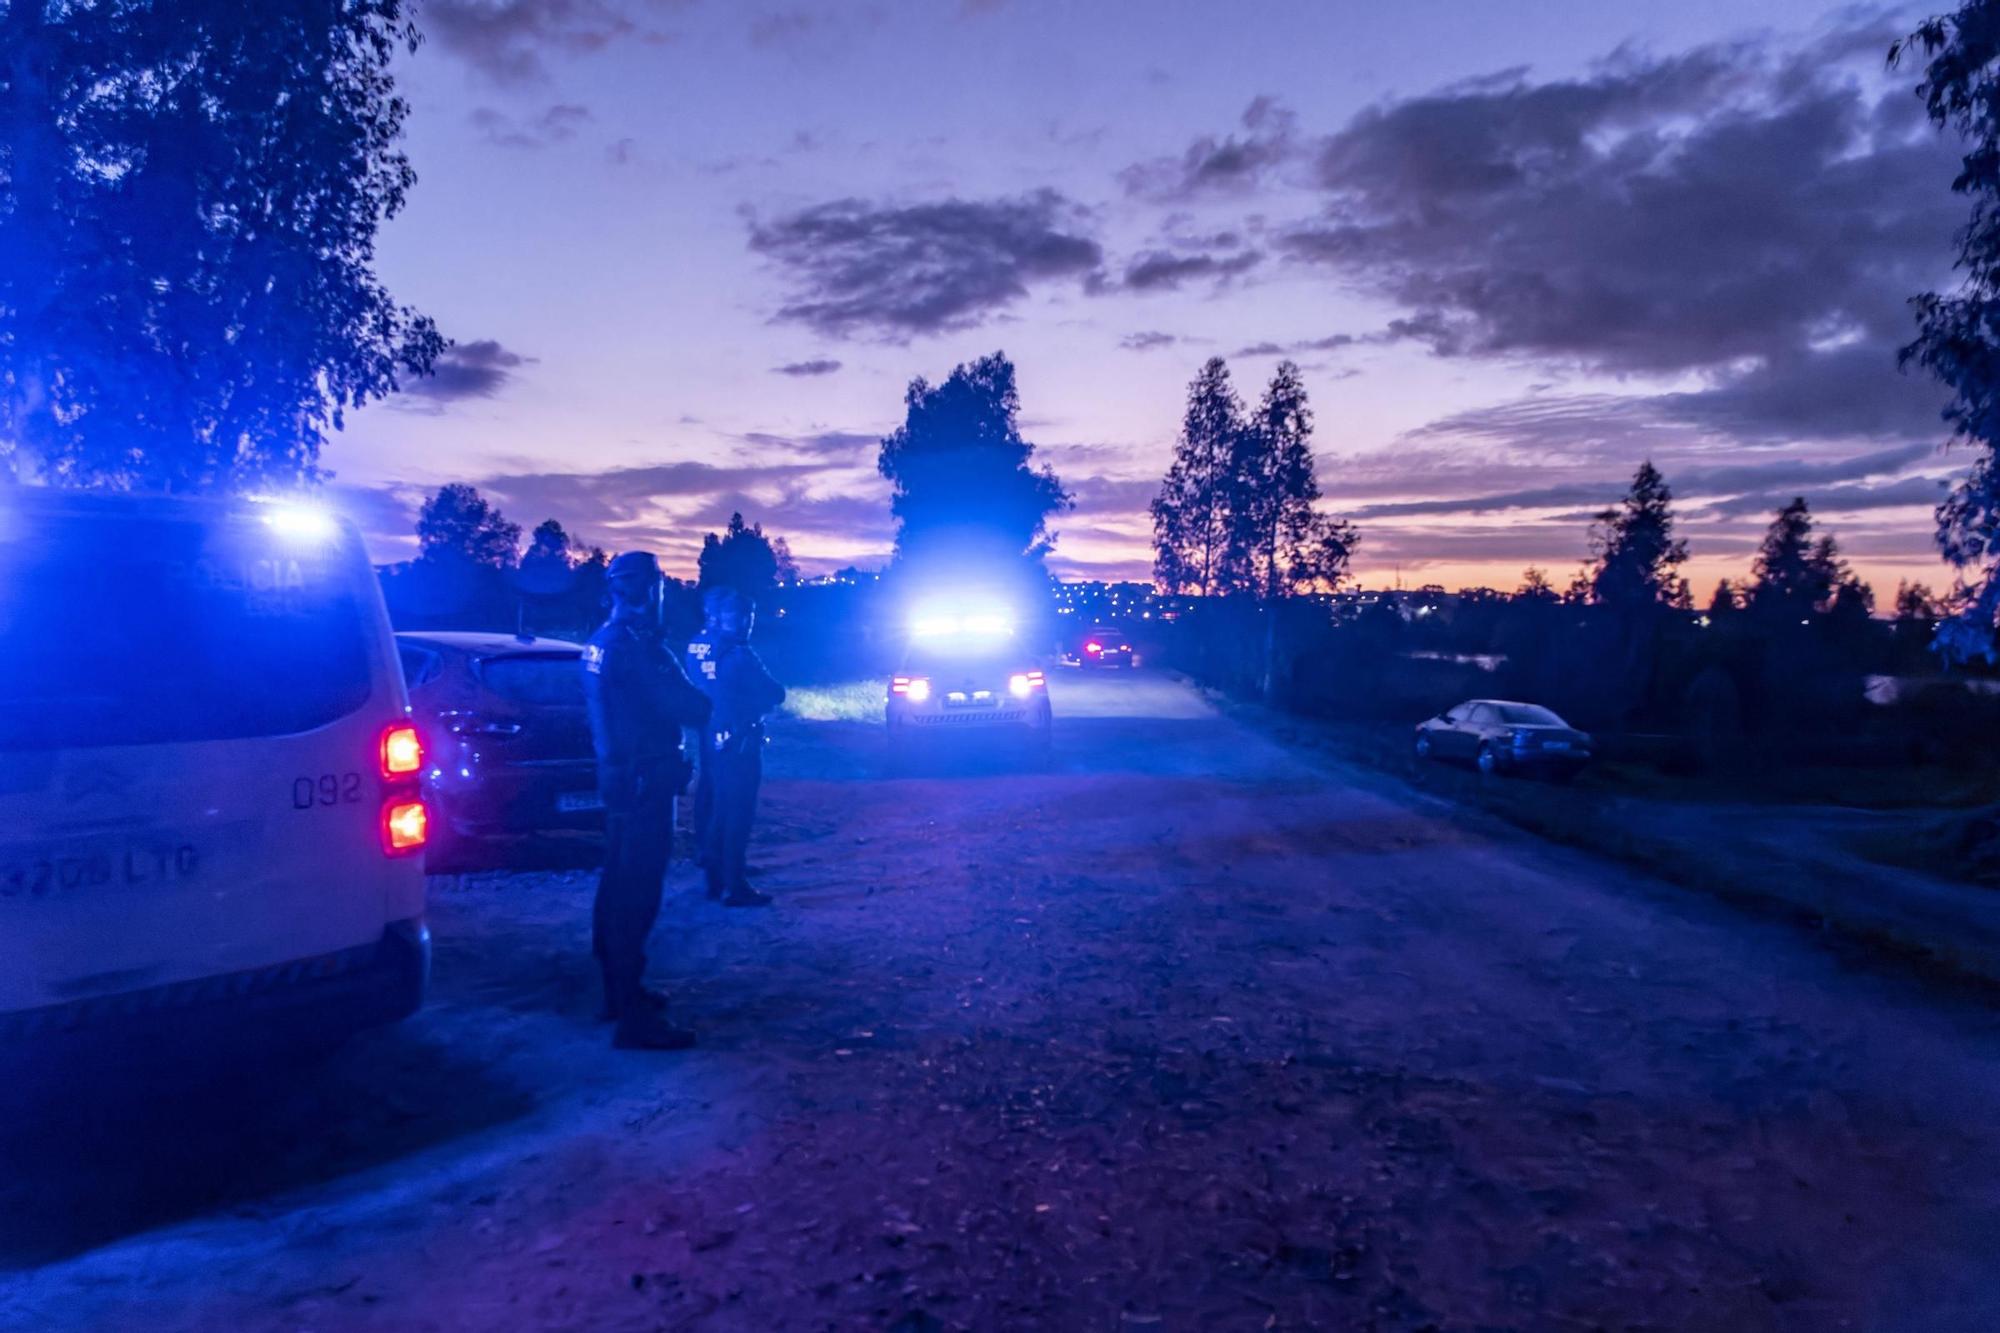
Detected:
[
  {"left": 581, "top": 578, "right": 710, "bottom": 1036},
  {"left": 702, "top": 635, "right": 786, "bottom": 904},
  {"left": 683, "top": 622, "right": 720, "bottom": 885}
]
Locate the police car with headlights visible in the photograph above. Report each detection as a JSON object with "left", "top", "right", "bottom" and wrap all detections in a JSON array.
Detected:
[
  {"left": 0, "top": 490, "right": 429, "bottom": 1058},
  {"left": 885, "top": 609, "right": 1052, "bottom": 767}
]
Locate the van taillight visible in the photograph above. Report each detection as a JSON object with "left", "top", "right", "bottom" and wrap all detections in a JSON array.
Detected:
[
  {"left": 381, "top": 723, "right": 423, "bottom": 777},
  {"left": 380, "top": 722, "right": 426, "bottom": 856},
  {"left": 382, "top": 799, "right": 428, "bottom": 855}
]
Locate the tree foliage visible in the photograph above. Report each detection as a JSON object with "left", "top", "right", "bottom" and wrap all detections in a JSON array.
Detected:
[
  {"left": 1749, "top": 497, "right": 1849, "bottom": 617},
  {"left": 1894, "top": 7, "right": 2000, "bottom": 659},
  {"left": 1153, "top": 357, "right": 1357, "bottom": 597},
  {"left": 697, "top": 511, "right": 797, "bottom": 610},
  {"left": 1152, "top": 358, "right": 1239, "bottom": 596},
  {"left": 0, "top": 0, "right": 441, "bottom": 490},
  {"left": 1588, "top": 461, "right": 1688, "bottom": 610},
  {"left": 1517, "top": 567, "right": 1557, "bottom": 601},
  {"left": 418, "top": 484, "right": 519, "bottom": 570},
  {"left": 877, "top": 352, "right": 1069, "bottom": 577}
]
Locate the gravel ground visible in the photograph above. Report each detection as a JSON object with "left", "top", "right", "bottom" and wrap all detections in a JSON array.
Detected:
[{"left": 6, "top": 669, "right": 2000, "bottom": 1331}]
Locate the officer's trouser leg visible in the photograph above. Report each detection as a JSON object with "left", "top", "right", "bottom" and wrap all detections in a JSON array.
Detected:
[
  {"left": 594, "top": 787, "right": 673, "bottom": 1018},
  {"left": 693, "top": 749, "right": 717, "bottom": 880},
  {"left": 713, "top": 744, "right": 762, "bottom": 896}
]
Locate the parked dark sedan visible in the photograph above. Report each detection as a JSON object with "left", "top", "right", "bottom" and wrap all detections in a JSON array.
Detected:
[
  {"left": 397, "top": 632, "right": 602, "bottom": 869},
  {"left": 1414, "top": 699, "right": 1592, "bottom": 779}
]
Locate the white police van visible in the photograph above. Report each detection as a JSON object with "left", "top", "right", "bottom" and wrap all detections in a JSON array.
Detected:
[{"left": 0, "top": 489, "right": 429, "bottom": 1056}]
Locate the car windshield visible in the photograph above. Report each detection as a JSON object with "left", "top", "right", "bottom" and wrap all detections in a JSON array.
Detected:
[
  {"left": 1495, "top": 703, "right": 1566, "bottom": 726},
  {"left": 0, "top": 506, "right": 373, "bottom": 750},
  {"left": 478, "top": 653, "right": 585, "bottom": 707}
]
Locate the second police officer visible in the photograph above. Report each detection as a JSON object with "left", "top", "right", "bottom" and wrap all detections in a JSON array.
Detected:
[
  {"left": 581, "top": 552, "right": 711, "bottom": 1051},
  {"left": 688, "top": 586, "right": 786, "bottom": 907}
]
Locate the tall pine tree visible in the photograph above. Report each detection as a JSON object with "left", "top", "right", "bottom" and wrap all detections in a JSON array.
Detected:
[
  {"left": 1588, "top": 461, "right": 1688, "bottom": 610},
  {"left": 1152, "top": 358, "right": 1241, "bottom": 596}
]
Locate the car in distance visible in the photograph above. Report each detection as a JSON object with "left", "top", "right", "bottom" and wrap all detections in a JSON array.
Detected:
[
  {"left": 396, "top": 632, "right": 601, "bottom": 869},
  {"left": 0, "top": 490, "right": 429, "bottom": 1059},
  {"left": 1414, "top": 699, "right": 1592, "bottom": 779},
  {"left": 885, "top": 615, "right": 1052, "bottom": 767},
  {"left": 1061, "top": 624, "right": 1135, "bottom": 668}
]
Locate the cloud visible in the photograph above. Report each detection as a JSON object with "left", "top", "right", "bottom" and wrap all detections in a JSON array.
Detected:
[
  {"left": 1119, "top": 331, "right": 1179, "bottom": 352},
  {"left": 1066, "top": 475, "right": 1161, "bottom": 517},
  {"left": 739, "top": 429, "right": 878, "bottom": 460},
  {"left": 423, "top": 0, "right": 682, "bottom": 83},
  {"left": 1232, "top": 332, "right": 1361, "bottom": 358},
  {"left": 683, "top": 486, "right": 892, "bottom": 541},
  {"left": 772, "top": 358, "right": 843, "bottom": 377},
  {"left": 1121, "top": 248, "right": 1262, "bottom": 293},
  {"left": 469, "top": 102, "right": 592, "bottom": 148},
  {"left": 398, "top": 339, "right": 533, "bottom": 405},
  {"left": 746, "top": 190, "right": 1104, "bottom": 339},
  {"left": 1273, "top": 22, "right": 1957, "bottom": 440},
  {"left": 748, "top": 9, "right": 817, "bottom": 47},
  {"left": 477, "top": 459, "right": 848, "bottom": 534},
  {"left": 1121, "top": 96, "right": 1300, "bottom": 201},
  {"left": 1701, "top": 474, "right": 1949, "bottom": 518}
]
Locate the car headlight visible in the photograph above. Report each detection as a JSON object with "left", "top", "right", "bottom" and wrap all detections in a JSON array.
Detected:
[{"left": 906, "top": 678, "right": 931, "bottom": 702}]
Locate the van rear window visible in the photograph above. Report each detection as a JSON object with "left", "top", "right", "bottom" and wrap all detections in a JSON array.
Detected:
[{"left": 0, "top": 507, "right": 376, "bottom": 750}]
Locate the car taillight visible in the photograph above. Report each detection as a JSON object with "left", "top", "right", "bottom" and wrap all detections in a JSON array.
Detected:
[
  {"left": 891, "top": 675, "right": 931, "bottom": 702},
  {"left": 1008, "top": 670, "right": 1046, "bottom": 698},
  {"left": 381, "top": 722, "right": 424, "bottom": 777},
  {"left": 1085, "top": 641, "right": 1102, "bottom": 654},
  {"left": 382, "top": 799, "right": 428, "bottom": 855}
]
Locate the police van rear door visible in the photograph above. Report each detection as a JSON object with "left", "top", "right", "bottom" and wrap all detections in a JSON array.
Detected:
[{"left": 0, "top": 496, "right": 410, "bottom": 1015}]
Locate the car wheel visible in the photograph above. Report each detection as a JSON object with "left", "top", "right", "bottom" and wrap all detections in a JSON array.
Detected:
[
  {"left": 1476, "top": 742, "right": 1502, "bottom": 776},
  {"left": 1414, "top": 732, "right": 1433, "bottom": 761}
]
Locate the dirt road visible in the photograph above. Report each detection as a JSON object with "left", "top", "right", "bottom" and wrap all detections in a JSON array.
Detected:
[{"left": 7, "top": 669, "right": 2000, "bottom": 1331}]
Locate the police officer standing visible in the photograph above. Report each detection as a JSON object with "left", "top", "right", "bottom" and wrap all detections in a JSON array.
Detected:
[
  {"left": 694, "top": 587, "right": 786, "bottom": 907},
  {"left": 581, "top": 552, "right": 711, "bottom": 1050}
]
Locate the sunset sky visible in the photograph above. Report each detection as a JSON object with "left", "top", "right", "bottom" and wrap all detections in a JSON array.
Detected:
[{"left": 332, "top": 0, "right": 1970, "bottom": 599}]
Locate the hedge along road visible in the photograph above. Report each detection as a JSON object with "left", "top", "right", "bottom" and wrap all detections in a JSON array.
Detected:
[{"left": 5, "top": 667, "right": 2000, "bottom": 1331}]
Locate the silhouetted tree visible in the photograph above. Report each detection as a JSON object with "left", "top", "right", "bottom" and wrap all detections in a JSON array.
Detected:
[
  {"left": 697, "top": 512, "right": 796, "bottom": 610},
  {"left": 1247, "top": 361, "right": 1358, "bottom": 595},
  {"left": 1588, "top": 461, "right": 1688, "bottom": 609},
  {"left": 1749, "top": 497, "right": 1846, "bottom": 618},
  {"left": 878, "top": 352, "right": 1069, "bottom": 578},
  {"left": 1895, "top": 10, "right": 2000, "bottom": 660},
  {"left": 0, "top": 0, "right": 442, "bottom": 489},
  {"left": 1153, "top": 358, "right": 1242, "bottom": 596},
  {"left": 516, "top": 518, "right": 575, "bottom": 596},
  {"left": 1709, "top": 578, "right": 1742, "bottom": 618},
  {"left": 1518, "top": 567, "right": 1557, "bottom": 601},
  {"left": 1896, "top": 580, "right": 1941, "bottom": 621},
  {"left": 418, "top": 484, "right": 519, "bottom": 569},
  {"left": 1155, "top": 357, "right": 1355, "bottom": 597}
]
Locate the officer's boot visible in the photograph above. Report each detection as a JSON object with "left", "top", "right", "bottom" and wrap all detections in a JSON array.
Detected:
[{"left": 613, "top": 1003, "right": 697, "bottom": 1051}]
